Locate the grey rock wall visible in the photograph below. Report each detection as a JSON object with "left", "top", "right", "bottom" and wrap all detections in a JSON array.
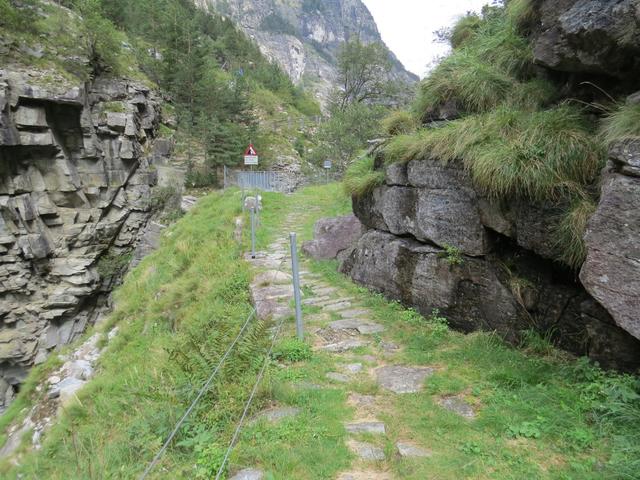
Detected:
[
  {"left": 581, "top": 140, "right": 640, "bottom": 340},
  {"left": 0, "top": 69, "right": 171, "bottom": 411},
  {"left": 343, "top": 158, "right": 640, "bottom": 370}
]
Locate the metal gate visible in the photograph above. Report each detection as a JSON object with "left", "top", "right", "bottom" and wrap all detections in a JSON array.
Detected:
[{"left": 223, "top": 166, "right": 295, "bottom": 192}]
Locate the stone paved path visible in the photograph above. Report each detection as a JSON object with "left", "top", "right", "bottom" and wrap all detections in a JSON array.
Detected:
[{"left": 235, "top": 208, "right": 449, "bottom": 479}]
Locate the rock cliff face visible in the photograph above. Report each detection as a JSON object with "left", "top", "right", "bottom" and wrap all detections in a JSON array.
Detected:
[
  {"left": 0, "top": 68, "right": 171, "bottom": 411},
  {"left": 196, "top": 0, "right": 418, "bottom": 105},
  {"left": 341, "top": 157, "right": 640, "bottom": 370}
]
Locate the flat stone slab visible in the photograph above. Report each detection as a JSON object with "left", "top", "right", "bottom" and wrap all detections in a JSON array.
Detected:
[
  {"left": 343, "top": 363, "right": 363, "bottom": 374},
  {"left": 330, "top": 319, "right": 385, "bottom": 335},
  {"left": 439, "top": 396, "right": 476, "bottom": 419},
  {"left": 396, "top": 442, "right": 432, "bottom": 458},
  {"left": 345, "top": 421, "right": 386, "bottom": 435},
  {"left": 326, "top": 372, "right": 351, "bottom": 383},
  {"left": 340, "top": 309, "right": 372, "bottom": 319},
  {"left": 375, "top": 366, "right": 434, "bottom": 394},
  {"left": 348, "top": 393, "right": 377, "bottom": 408},
  {"left": 252, "top": 406, "right": 300, "bottom": 423},
  {"left": 229, "top": 468, "right": 264, "bottom": 480},
  {"left": 252, "top": 270, "right": 292, "bottom": 286},
  {"left": 321, "top": 339, "right": 367, "bottom": 353},
  {"left": 348, "top": 440, "right": 385, "bottom": 461},
  {"left": 337, "top": 472, "right": 393, "bottom": 480},
  {"left": 323, "top": 301, "right": 353, "bottom": 311}
]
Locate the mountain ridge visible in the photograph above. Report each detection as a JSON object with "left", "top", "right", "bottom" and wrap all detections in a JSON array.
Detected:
[{"left": 195, "top": 0, "right": 419, "bottom": 105}]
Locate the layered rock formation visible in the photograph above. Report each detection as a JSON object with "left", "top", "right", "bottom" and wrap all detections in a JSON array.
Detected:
[
  {"left": 341, "top": 157, "right": 640, "bottom": 370},
  {"left": 0, "top": 68, "right": 172, "bottom": 411},
  {"left": 196, "top": 0, "right": 418, "bottom": 104}
]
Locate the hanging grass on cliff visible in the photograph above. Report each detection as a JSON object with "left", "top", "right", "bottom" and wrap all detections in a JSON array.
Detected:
[
  {"left": 343, "top": 154, "right": 386, "bottom": 198},
  {"left": 375, "top": 1, "right": 611, "bottom": 269}
]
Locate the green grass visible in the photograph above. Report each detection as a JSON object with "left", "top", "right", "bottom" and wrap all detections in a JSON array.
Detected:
[
  {"left": 0, "top": 190, "right": 273, "bottom": 479},
  {"left": 381, "top": 110, "right": 419, "bottom": 136},
  {"left": 553, "top": 195, "right": 597, "bottom": 269},
  {"left": 601, "top": 103, "right": 640, "bottom": 145},
  {"left": 450, "top": 13, "right": 482, "bottom": 49},
  {"left": 415, "top": 6, "right": 546, "bottom": 119},
  {"left": 343, "top": 155, "right": 386, "bottom": 198},
  {"left": 386, "top": 105, "right": 603, "bottom": 202}
]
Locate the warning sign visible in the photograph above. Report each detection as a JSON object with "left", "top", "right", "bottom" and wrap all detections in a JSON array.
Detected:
[{"left": 244, "top": 144, "right": 259, "bottom": 165}]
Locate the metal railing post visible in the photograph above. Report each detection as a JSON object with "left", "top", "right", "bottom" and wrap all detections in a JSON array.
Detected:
[
  {"left": 289, "top": 232, "right": 303, "bottom": 340},
  {"left": 250, "top": 207, "right": 256, "bottom": 259}
]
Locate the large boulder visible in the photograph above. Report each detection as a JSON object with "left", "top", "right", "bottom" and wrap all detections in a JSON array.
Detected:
[
  {"left": 533, "top": 0, "right": 640, "bottom": 78},
  {"left": 580, "top": 141, "right": 640, "bottom": 340},
  {"left": 301, "top": 214, "right": 365, "bottom": 260},
  {"left": 353, "top": 159, "right": 563, "bottom": 261},
  {"left": 339, "top": 229, "right": 525, "bottom": 340}
]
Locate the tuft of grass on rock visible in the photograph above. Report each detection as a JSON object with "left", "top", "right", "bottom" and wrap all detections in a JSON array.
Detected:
[
  {"left": 381, "top": 110, "right": 418, "bottom": 136},
  {"left": 450, "top": 13, "right": 482, "bottom": 49},
  {"left": 601, "top": 102, "right": 640, "bottom": 145},
  {"left": 554, "top": 194, "right": 597, "bottom": 269},
  {"left": 343, "top": 155, "right": 385, "bottom": 198}
]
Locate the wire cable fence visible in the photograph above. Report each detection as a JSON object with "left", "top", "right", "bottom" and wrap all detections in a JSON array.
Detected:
[{"left": 139, "top": 201, "right": 291, "bottom": 480}]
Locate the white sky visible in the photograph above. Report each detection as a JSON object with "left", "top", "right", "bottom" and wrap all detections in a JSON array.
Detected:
[{"left": 362, "top": 0, "right": 492, "bottom": 78}]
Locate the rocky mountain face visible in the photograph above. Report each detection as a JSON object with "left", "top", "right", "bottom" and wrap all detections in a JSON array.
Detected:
[
  {"left": 339, "top": 0, "right": 640, "bottom": 370},
  {"left": 196, "top": 0, "right": 418, "bottom": 105},
  {"left": 0, "top": 68, "right": 174, "bottom": 412}
]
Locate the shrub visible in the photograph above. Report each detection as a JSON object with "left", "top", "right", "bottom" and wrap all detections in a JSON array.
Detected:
[
  {"left": 601, "top": 103, "right": 640, "bottom": 145},
  {"left": 343, "top": 155, "right": 385, "bottom": 198},
  {"left": 381, "top": 110, "right": 418, "bottom": 136},
  {"left": 271, "top": 338, "right": 312, "bottom": 363},
  {"left": 438, "top": 244, "right": 464, "bottom": 266}
]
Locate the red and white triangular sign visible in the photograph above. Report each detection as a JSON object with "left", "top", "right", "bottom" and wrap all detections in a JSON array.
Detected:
[{"left": 245, "top": 144, "right": 258, "bottom": 156}]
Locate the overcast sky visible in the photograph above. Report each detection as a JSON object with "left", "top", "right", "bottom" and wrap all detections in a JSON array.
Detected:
[{"left": 362, "top": 0, "right": 491, "bottom": 78}]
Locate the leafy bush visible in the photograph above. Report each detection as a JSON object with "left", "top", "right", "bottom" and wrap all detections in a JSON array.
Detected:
[
  {"left": 382, "top": 110, "right": 418, "bottom": 136},
  {"left": 271, "top": 338, "right": 312, "bottom": 363},
  {"left": 438, "top": 244, "right": 464, "bottom": 266},
  {"left": 343, "top": 155, "right": 385, "bottom": 198}
]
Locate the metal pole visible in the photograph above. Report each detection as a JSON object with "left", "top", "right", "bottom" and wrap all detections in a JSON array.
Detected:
[
  {"left": 223, "top": 165, "right": 227, "bottom": 189},
  {"left": 289, "top": 233, "right": 303, "bottom": 340},
  {"left": 250, "top": 207, "right": 256, "bottom": 259}
]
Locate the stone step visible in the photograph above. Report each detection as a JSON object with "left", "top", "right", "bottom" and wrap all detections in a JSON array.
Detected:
[
  {"left": 347, "top": 440, "right": 385, "bottom": 461},
  {"left": 345, "top": 421, "right": 386, "bottom": 435},
  {"left": 329, "top": 319, "right": 385, "bottom": 335},
  {"left": 320, "top": 339, "right": 368, "bottom": 353},
  {"left": 375, "top": 366, "right": 435, "bottom": 394}
]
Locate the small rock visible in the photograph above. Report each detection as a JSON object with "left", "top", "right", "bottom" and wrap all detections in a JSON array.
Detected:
[
  {"left": 252, "top": 406, "right": 300, "bottom": 423},
  {"left": 337, "top": 472, "right": 393, "bottom": 480},
  {"left": 329, "top": 319, "right": 384, "bottom": 335},
  {"left": 348, "top": 440, "right": 385, "bottom": 461},
  {"left": 229, "top": 468, "right": 264, "bottom": 480},
  {"left": 48, "top": 375, "right": 61, "bottom": 385},
  {"left": 345, "top": 421, "right": 386, "bottom": 435},
  {"left": 439, "top": 396, "right": 476, "bottom": 419},
  {"left": 396, "top": 442, "right": 432, "bottom": 458},
  {"left": 375, "top": 365, "right": 434, "bottom": 394},
  {"left": 326, "top": 372, "right": 350, "bottom": 383},
  {"left": 339, "top": 309, "right": 371, "bottom": 319},
  {"left": 343, "top": 363, "right": 363, "bottom": 374},
  {"left": 321, "top": 340, "right": 367, "bottom": 353}
]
